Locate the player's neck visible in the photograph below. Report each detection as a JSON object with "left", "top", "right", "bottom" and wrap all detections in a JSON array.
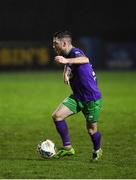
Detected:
[{"left": 66, "top": 45, "right": 73, "bottom": 55}]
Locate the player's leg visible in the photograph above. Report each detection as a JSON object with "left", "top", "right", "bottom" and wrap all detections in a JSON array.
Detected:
[
  {"left": 83, "top": 99, "right": 102, "bottom": 161},
  {"left": 52, "top": 103, "right": 74, "bottom": 148},
  {"left": 52, "top": 95, "right": 80, "bottom": 158},
  {"left": 86, "top": 122, "right": 102, "bottom": 161}
]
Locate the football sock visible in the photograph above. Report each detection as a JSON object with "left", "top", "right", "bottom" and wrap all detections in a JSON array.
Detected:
[
  {"left": 54, "top": 120, "right": 71, "bottom": 147},
  {"left": 90, "top": 131, "right": 101, "bottom": 151}
]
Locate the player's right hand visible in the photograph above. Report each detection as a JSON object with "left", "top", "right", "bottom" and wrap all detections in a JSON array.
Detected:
[{"left": 55, "top": 56, "right": 69, "bottom": 64}]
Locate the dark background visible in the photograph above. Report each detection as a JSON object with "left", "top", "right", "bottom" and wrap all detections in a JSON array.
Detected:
[
  {"left": 0, "top": 0, "right": 135, "bottom": 70},
  {"left": 0, "top": 0, "right": 135, "bottom": 42}
]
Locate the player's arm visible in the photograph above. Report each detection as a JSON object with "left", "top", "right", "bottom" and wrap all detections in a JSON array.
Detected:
[
  {"left": 63, "top": 65, "right": 70, "bottom": 85},
  {"left": 55, "top": 56, "right": 89, "bottom": 65}
]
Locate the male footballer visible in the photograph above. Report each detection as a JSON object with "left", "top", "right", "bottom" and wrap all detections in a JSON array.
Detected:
[{"left": 52, "top": 30, "right": 102, "bottom": 161}]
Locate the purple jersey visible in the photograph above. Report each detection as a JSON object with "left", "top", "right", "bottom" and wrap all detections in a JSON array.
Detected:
[{"left": 65, "top": 47, "right": 102, "bottom": 102}]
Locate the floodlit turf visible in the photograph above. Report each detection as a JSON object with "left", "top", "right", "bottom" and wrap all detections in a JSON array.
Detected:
[{"left": 0, "top": 70, "right": 136, "bottom": 179}]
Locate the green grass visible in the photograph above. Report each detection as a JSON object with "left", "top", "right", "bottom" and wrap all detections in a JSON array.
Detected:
[{"left": 0, "top": 70, "right": 136, "bottom": 179}]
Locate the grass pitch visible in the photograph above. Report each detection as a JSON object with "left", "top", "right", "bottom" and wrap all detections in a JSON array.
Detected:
[{"left": 0, "top": 70, "right": 136, "bottom": 179}]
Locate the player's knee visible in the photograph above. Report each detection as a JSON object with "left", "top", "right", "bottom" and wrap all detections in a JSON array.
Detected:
[
  {"left": 87, "top": 123, "right": 97, "bottom": 135},
  {"left": 88, "top": 128, "right": 97, "bottom": 135},
  {"left": 52, "top": 112, "right": 57, "bottom": 120},
  {"left": 52, "top": 112, "right": 62, "bottom": 121}
]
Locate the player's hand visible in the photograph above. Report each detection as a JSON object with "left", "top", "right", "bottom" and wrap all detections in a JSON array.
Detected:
[
  {"left": 64, "top": 75, "right": 70, "bottom": 85},
  {"left": 55, "top": 56, "right": 69, "bottom": 64}
]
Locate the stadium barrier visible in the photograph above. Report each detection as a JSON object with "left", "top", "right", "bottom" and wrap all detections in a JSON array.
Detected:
[{"left": 0, "top": 40, "right": 135, "bottom": 70}]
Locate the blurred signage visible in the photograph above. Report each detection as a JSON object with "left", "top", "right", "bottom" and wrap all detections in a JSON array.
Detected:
[
  {"left": 0, "top": 42, "right": 50, "bottom": 68},
  {"left": 78, "top": 37, "right": 104, "bottom": 69},
  {"left": 105, "top": 43, "right": 135, "bottom": 69}
]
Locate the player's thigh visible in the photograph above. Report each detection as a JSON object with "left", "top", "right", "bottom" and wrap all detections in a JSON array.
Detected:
[
  {"left": 82, "top": 99, "right": 102, "bottom": 124},
  {"left": 52, "top": 103, "right": 74, "bottom": 120},
  {"left": 63, "top": 95, "right": 81, "bottom": 114},
  {"left": 52, "top": 95, "right": 80, "bottom": 120}
]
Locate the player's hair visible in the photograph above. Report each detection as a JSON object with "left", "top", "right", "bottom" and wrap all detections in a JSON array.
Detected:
[{"left": 53, "top": 30, "right": 72, "bottom": 43}]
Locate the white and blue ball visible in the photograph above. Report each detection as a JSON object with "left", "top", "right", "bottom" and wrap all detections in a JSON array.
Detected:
[{"left": 37, "top": 139, "right": 57, "bottom": 158}]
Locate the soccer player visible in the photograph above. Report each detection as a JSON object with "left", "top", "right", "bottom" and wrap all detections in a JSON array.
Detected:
[{"left": 52, "top": 30, "right": 102, "bottom": 161}]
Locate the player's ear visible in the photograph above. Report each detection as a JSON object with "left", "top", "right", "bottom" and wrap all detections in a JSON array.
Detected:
[{"left": 63, "top": 41, "right": 67, "bottom": 47}]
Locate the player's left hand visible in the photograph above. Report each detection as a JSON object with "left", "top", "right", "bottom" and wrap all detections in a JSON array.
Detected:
[
  {"left": 55, "top": 56, "right": 69, "bottom": 64},
  {"left": 64, "top": 74, "right": 70, "bottom": 85}
]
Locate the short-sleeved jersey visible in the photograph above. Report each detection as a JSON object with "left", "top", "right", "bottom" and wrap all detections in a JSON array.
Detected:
[{"left": 65, "top": 47, "right": 102, "bottom": 102}]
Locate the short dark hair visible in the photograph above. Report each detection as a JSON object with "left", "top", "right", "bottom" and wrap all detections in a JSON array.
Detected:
[{"left": 53, "top": 30, "right": 72, "bottom": 42}]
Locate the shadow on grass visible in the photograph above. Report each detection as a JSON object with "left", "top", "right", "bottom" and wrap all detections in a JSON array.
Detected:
[{"left": 0, "top": 157, "right": 72, "bottom": 161}]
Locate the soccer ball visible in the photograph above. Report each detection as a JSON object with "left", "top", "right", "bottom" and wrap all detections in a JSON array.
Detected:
[{"left": 37, "top": 139, "right": 57, "bottom": 158}]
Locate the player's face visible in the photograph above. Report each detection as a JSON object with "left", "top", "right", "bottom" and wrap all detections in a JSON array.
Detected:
[{"left": 53, "top": 38, "right": 66, "bottom": 55}]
